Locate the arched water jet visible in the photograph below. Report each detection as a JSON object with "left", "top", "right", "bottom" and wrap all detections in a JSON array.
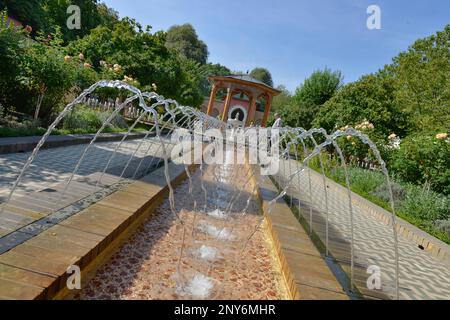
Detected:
[
  {"left": 274, "top": 127, "right": 357, "bottom": 292},
  {"left": 270, "top": 127, "right": 400, "bottom": 299},
  {"left": 0, "top": 79, "right": 405, "bottom": 300},
  {"left": 0, "top": 80, "right": 144, "bottom": 216},
  {"left": 285, "top": 127, "right": 331, "bottom": 256}
]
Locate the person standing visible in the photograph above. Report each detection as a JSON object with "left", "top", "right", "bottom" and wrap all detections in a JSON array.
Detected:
[{"left": 272, "top": 113, "right": 282, "bottom": 128}]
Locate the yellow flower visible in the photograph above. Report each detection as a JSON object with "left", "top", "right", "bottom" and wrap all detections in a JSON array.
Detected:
[
  {"left": 64, "top": 55, "right": 72, "bottom": 62},
  {"left": 83, "top": 62, "right": 92, "bottom": 68},
  {"left": 113, "top": 64, "right": 122, "bottom": 73},
  {"left": 388, "top": 133, "right": 396, "bottom": 140},
  {"left": 78, "top": 53, "right": 85, "bottom": 60},
  {"left": 123, "top": 75, "right": 134, "bottom": 82},
  {"left": 436, "top": 133, "right": 448, "bottom": 140}
]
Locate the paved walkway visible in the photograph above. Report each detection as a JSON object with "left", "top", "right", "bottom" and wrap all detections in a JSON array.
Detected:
[
  {"left": 275, "top": 158, "right": 450, "bottom": 300},
  {"left": 0, "top": 137, "right": 172, "bottom": 241}
]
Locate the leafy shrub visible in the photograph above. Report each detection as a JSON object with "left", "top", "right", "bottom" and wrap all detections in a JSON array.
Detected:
[
  {"left": 0, "top": 111, "right": 41, "bottom": 129},
  {"left": 330, "top": 166, "right": 385, "bottom": 193},
  {"left": 63, "top": 107, "right": 102, "bottom": 131},
  {"left": 98, "top": 110, "right": 128, "bottom": 129},
  {"left": 434, "top": 220, "right": 450, "bottom": 234},
  {"left": 309, "top": 153, "right": 341, "bottom": 175},
  {"left": 390, "top": 134, "right": 450, "bottom": 195},
  {"left": 372, "top": 181, "right": 406, "bottom": 206},
  {"left": 0, "top": 109, "right": 47, "bottom": 137},
  {"left": 399, "top": 184, "right": 450, "bottom": 221},
  {"left": 62, "top": 106, "right": 128, "bottom": 132}
]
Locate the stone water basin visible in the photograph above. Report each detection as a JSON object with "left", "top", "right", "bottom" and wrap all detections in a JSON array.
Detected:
[{"left": 75, "top": 164, "right": 289, "bottom": 300}]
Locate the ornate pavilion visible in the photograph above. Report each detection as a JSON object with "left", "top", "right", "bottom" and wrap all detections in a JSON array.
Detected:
[{"left": 202, "top": 75, "right": 281, "bottom": 127}]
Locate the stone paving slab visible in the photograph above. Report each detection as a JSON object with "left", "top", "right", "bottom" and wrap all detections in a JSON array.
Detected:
[{"left": 0, "top": 161, "right": 194, "bottom": 299}]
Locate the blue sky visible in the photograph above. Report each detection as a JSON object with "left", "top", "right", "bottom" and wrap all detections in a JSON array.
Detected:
[{"left": 103, "top": 0, "right": 449, "bottom": 92}]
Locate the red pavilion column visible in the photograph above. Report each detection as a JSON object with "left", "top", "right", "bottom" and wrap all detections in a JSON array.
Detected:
[
  {"left": 221, "top": 87, "right": 233, "bottom": 121},
  {"left": 206, "top": 83, "right": 218, "bottom": 116},
  {"left": 246, "top": 95, "right": 257, "bottom": 126},
  {"left": 262, "top": 94, "right": 272, "bottom": 127}
]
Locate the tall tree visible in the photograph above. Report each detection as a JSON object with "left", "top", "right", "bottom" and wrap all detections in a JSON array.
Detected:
[
  {"left": 313, "top": 73, "right": 407, "bottom": 137},
  {"left": 165, "top": 23, "right": 208, "bottom": 64},
  {"left": 294, "top": 68, "right": 343, "bottom": 106},
  {"left": 249, "top": 67, "right": 273, "bottom": 87},
  {"left": 96, "top": 2, "right": 119, "bottom": 29},
  {"left": 0, "top": 10, "right": 27, "bottom": 112},
  {"left": 271, "top": 85, "right": 292, "bottom": 112},
  {"left": 42, "top": 0, "right": 107, "bottom": 42},
  {"left": 69, "top": 18, "right": 199, "bottom": 105},
  {"left": 388, "top": 24, "right": 450, "bottom": 133},
  {"left": 290, "top": 68, "right": 343, "bottom": 129},
  {"left": 0, "top": 0, "right": 46, "bottom": 32},
  {"left": 198, "top": 63, "right": 230, "bottom": 96}
]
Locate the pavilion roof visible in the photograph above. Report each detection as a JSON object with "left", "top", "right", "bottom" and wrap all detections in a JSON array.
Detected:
[{"left": 209, "top": 74, "right": 281, "bottom": 95}]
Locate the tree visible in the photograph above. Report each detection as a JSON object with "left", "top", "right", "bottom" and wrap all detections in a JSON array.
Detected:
[
  {"left": 388, "top": 24, "right": 450, "bottom": 133},
  {"left": 295, "top": 68, "right": 342, "bottom": 105},
  {"left": 198, "top": 63, "right": 230, "bottom": 96},
  {"left": 288, "top": 68, "right": 343, "bottom": 129},
  {"left": 165, "top": 23, "right": 208, "bottom": 64},
  {"left": 96, "top": 2, "right": 119, "bottom": 29},
  {"left": 0, "top": 0, "right": 46, "bottom": 33},
  {"left": 22, "top": 28, "right": 75, "bottom": 120},
  {"left": 42, "top": 0, "right": 109, "bottom": 42},
  {"left": 0, "top": 10, "right": 27, "bottom": 112},
  {"left": 271, "top": 85, "right": 292, "bottom": 112},
  {"left": 313, "top": 73, "right": 407, "bottom": 137},
  {"left": 177, "top": 59, "right": 204, "bottom": 107},
  {"left": 249, "top": 67, "right": 273, "bottom": 87},
  {"left": 68, "top": 18, "right": 204, "bottom": 106}
]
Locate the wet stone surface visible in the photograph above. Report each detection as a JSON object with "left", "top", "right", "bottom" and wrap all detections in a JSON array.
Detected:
[{"left": 75, "top": 164, "right": 288, "bottom": 300}]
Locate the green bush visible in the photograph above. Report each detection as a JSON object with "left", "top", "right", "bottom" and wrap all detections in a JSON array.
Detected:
[
  {"left": 62, "top": 106, "right": 128, "bottom": 132},
  {"left": 0, "top": 109, "right": 42, "bottom": 129},
  {"left": 98, "top": 110, "right": 128, "bottom": 129},
  {"left": 309, "top": 153, "right": 340, "bottom": 175},
  {"left": 372, "top": 181, "right": 406, "bottom": 206},
  {"left": 434, "top": 220, "right": 450, "bottom": 234},
  {"left": 0, "top": 108, "right": 48, "bottom": 137},
  {"left": 330, "top": 166, "right": 385, "bottom": 193},
  {"left": 63, "top": 107, "right": 102, "bottom": 131},
  {"left": 389, "top": 134, "right": 450, "bottom": 195},
  {"left": 399, "top": 184, "right": 449, "bottom": 221}
]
